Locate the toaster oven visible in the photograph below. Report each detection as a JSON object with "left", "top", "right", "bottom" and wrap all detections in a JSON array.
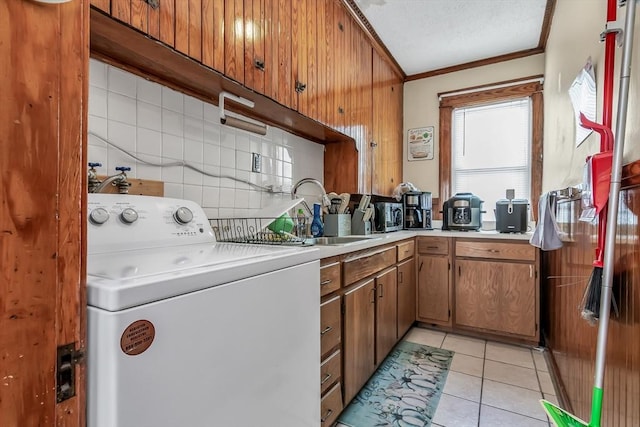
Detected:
[{"left": 374, "top": 202, "right": 403, "bottom": 232}]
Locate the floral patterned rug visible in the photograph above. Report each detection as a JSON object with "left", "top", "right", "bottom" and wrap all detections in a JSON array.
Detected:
[{"left": 337, "top": 340, "right": 454, "bottom": 427}]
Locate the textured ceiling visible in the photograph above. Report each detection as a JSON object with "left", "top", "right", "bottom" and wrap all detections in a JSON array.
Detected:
[{"left": 353, "top": 0, "right": 549, "bottom": 76}]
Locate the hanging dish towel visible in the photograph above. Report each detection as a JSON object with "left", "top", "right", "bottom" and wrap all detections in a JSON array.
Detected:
[{"left": 530, "top": 192, "right": 564, "bottom": 251}]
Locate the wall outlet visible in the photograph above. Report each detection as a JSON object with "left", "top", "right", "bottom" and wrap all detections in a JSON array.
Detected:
[{"left": 251, "top": 152, "right": 261, "bottom": 173}]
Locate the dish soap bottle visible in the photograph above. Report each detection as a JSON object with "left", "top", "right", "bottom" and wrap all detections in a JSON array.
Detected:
[
  {"left": 310, "top": 203, "right": 324, "bottom": 237},
  {"left": 296, "top": 208, "right": 307, "bottom": 238}
]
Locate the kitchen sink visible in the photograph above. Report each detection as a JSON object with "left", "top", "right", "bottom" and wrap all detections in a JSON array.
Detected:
[{"left": 313, "top": 236, "right": 381, "bottom": 246}]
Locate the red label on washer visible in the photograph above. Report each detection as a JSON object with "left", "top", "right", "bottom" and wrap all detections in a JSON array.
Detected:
[{"left": 120, "top": 320, "right": 155, "bottom": 355}]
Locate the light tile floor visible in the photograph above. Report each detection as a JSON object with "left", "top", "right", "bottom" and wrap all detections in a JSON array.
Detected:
[{"left": 337, "top": 326, "right": 557, "bottom": 427}]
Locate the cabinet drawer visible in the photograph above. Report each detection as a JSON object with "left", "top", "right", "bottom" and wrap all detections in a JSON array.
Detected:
[
  {"left": 320, "top": 261, "right": 341, "bottom": 296},
  {"left": 456, "top": 240, "right": 536, "bottom": 261},
  {"left": 320, "top": 296, "right": 341, "bottom": 357},
  {"left": 321, "top": 383, "right": 343, "bottom": 427},
  {"left": 343, "top": 246, "right": 396, "bottom": 286},
  {"left": 397, "top": 240, "right": 415, "bottom": 262},
  {"left": 417, "top": 237, "right": 450, "bottom": 255},
  {"left": 321, "top": 350, "right": 341, "bottom": 395}
]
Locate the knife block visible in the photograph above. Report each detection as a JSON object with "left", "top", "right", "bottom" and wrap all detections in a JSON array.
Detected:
[
  {"left": 351, "top": 210, "right": 372, "bottom": 235},
  {"left": 324, "top": 214, "right": 351, "bottom": 236}
]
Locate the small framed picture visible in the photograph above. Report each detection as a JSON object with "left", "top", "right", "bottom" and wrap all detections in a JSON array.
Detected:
[{"left": 408, "top": 126, "right": 434, "bottom": 161}]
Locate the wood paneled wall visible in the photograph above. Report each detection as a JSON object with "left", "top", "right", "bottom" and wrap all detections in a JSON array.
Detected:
[{"left": 543, "top": 159, "right": 640, "bottom": 426}]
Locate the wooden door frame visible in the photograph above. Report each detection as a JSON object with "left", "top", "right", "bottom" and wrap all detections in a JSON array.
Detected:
[
  {"left": 0, "top": 1, "right": 88, "bottom": 426},
  {"left": 438, "top": 77, "right": 544, "bottom": 221}
]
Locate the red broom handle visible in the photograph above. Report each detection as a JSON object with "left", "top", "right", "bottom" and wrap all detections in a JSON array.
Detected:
[{"left": 602, "top": 0, "right": 617, "bottom": 149}]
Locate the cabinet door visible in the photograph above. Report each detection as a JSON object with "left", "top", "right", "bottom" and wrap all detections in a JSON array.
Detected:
[
  {"left": 265, "top": 0, "right": 293, "bottom": 108},
  {"left": 397, "top": 258, "right": 416, "bottom": 338},
  {"left": 175, "top": 0, "right": 202, "bottom": 61},
  {"left": 417, "top": 255, "right": 451, "bottom": 324},
  {"left": 202, "top": 0, "right": 225, "bottom": 72},
  {"left": 456, "top": 260, "right": 537, "bottom": 337},
  {"left": 224, "top": 0, "right": 244, "bottom": 83},
  {"left": 91, "top": 0, "right": 110, "bottom": 13},
  {"left": 375, "top": 266, "right": 398, "bottom": 365},
  {"left": 343, "top": 278, "right": 376, "bottom": 403},
  {"left": 244, "top": 0, "right": 266, "bottom": 93},
  {"left": 371, "top": 49, "right": 403, "bottom": 196}
]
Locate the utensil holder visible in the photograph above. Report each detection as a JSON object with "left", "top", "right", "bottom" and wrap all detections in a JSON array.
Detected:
[
  {"left": 324, "top": 214, "right": 351, "bottom": 236},
  {"left": 351, "top": 210, "right": 372, "bottom": 235}
]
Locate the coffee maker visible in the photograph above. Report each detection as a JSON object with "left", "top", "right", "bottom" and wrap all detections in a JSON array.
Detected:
[{"left": 403, "top": 191, "right": 433, "bottom": 229}]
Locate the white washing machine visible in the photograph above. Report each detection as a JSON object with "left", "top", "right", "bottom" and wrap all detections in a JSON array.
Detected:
[{"left": 86, "top": 194, "right": 320, "bottom": 427}]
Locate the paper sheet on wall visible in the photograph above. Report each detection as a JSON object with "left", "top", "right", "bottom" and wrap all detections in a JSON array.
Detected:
[{"left": 568, "top": 60, "right": 597, "bottom": 147}]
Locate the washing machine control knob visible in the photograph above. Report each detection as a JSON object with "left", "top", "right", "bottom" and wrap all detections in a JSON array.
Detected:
[
  {"left": 120, "top": 208, "right": 139, "bottom": 224},
  {"left": 174, "top": 207, "right": 194, "bottom": 224},
  {"left": 89, "top": 207, "right": 110, "bottom": 225}
]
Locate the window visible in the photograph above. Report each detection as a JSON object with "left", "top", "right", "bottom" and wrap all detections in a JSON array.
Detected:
[
  {"left": 451, "top": 98, "right": 532, "bottom": 221},
  {"left": 438, "top": 78, "right": 543, "bottom": 223}
]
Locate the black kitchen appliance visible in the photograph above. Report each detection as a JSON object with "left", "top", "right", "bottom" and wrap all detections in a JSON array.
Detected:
[
  {"left": 403, "top": 191, "right": 433, "bottom": 229},
  {"left": 373, "top": 202, "right": 403, "bottom": 232},
  {"left": 442, "top": 192, "right": 484, "bottom": 231},
  {"left": 496, "top": 199, "right": 529, "bottom": 233}
]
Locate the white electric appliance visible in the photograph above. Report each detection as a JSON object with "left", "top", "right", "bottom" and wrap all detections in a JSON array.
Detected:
[{"left": 86, "top": 194, "right": 320, "bottom": 427}]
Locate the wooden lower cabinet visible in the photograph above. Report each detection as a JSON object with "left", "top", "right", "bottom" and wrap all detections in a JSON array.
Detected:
[
  {"left": 454, "top": 239, "right": 539, "bottom": 342},
  {"left": 320, "top": 350, "right": 341, "bottom": 395},
  {"left": 455, "top": 259, "right": 537, "bottom": 338},
  {"left": 320, "top": 257, "right": 343, "bottom": 425},
  {"left": 320, "top": 295, "right": 341, "bottom": 358},
  {"left": 375, "top": 266, "right": 398, "bottom": 364},
  {"left": 343, "top": 278, "right": 376, "bottom": 403},
  {"left": 397, "top": 257, "right": 416, "bottom": 338},
  {"left": 417, "top": 254, "right": 451, "bottom": 325},
  {"left": 321, "top": 382, "right": 343, "bottom": 426}
]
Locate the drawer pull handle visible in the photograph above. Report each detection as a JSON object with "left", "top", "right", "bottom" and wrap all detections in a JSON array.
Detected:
[
  {"left": 419, "top": 261, "right": 424, "bottom": 272},
  {"left": 321, "top": 373, "right": 332, "bottom": 384},
  {"left": 320, "top": 326, "right": 333, "bottom": 335},
  {"left": 321, "top": 409, "right": 333, "bottom": 423},
  {"left": 399, "top": 271, "right": 403, "bottom": 283},
  {"left": 379, "top": 283, "right": 384, "bottom": 298},
  {"left": 486, "top": 249, "right": 499, "bottom": 253},
  {"left": 320, "top": 279, "right": 332, "bottom": 286},
  {"left": 426, "top": 245, "right": 439, "bottom": 249}
]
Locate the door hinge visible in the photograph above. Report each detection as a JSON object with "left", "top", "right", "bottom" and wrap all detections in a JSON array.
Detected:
[{"left": 56, "top": 343, "right": 85, "bottom": 403}]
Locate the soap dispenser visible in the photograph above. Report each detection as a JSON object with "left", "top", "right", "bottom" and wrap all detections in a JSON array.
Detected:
[{"left": 310, "top": 203, "right": 324, "bottom": 237}]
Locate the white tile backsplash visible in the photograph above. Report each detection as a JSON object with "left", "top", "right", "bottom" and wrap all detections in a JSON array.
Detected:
[
  {"left": 162, "top": 86, "right": 184, "bottom": 113},
  {"left": 108, "top": 66, "right": 137, "bottom": 96},
  {"left": 136, "top": 78, "right": 162, "bottom": 106},
  {"left": 88, "top": 59, "right": 324, "bottom": 217}
]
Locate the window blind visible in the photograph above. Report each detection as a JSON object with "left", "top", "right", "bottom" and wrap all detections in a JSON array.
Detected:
[{"left": 451, "top": 98, "right": 532, "bottom": 221}]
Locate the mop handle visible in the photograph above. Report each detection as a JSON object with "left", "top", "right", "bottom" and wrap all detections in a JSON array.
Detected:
[{"left": 592, "top": 1, "right": 636, "bottom": 426}]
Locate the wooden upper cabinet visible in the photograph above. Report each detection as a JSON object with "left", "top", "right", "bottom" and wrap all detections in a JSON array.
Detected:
[
  {"left": 91, "top": 0, "right": 110, "bottom": 13},
  {"left": 332, "top": 2, "right": 350, "bottom": 133},
  {"left": 244, "top": 0, "right": 266, "bottom": 93},
  {"left": 225, "top": 0, "right": 245, "bottom": 84},
  {"left": 290, "top": 0, "right": 317, "bottom": 117},
  {"left": 202, "top": 0, "right": 225, "bottom": 72},
  {"left": 372, "top": 48, "right": 403, "bottom": 196},
  {"left": 265, "top": 0, "right": 293, "bottom": 108},
  {"left": 175, "top": 0, "right": 203, "bottom": 61},
  {"left": 103, "top": 0, "right": 178, "bottom": 49}
]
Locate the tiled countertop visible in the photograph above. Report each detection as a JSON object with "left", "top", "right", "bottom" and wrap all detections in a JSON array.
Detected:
[{"left": 308, "top": 228, "right": 534, "bottom": 259}]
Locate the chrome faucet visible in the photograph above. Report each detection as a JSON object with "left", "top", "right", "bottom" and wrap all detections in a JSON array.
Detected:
[{"left": 291, "top": 178, "right": 331, "bottom": 216}]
